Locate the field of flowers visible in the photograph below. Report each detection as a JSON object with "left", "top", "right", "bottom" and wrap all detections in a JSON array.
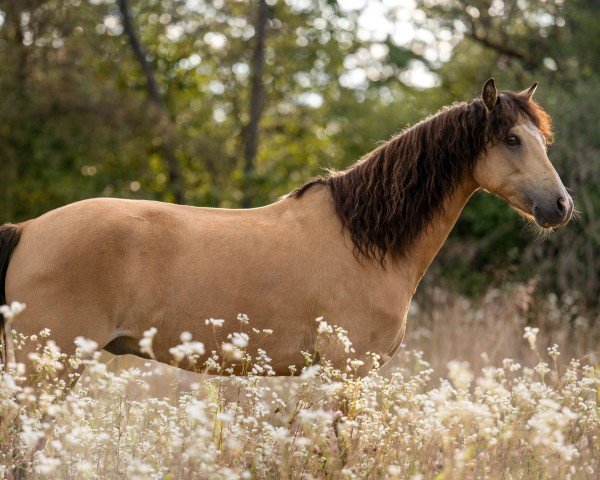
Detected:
[{"left": 1, "top": 284, "right": 599, "bottom": 479}]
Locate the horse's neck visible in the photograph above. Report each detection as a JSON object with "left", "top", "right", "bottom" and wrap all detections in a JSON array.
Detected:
[
  {"left": 280, "top": 177, "right": 476, "bottom": 294},
  {"left": 404, "top": 179, "right": 478, "bottom": 285}
]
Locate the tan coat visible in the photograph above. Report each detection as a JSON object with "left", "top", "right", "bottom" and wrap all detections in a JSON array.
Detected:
[{"left": 6, "top": 184, "right": 470, "bottom": 374}]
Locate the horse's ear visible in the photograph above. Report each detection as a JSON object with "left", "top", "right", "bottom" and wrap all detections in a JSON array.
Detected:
[
  {"left": 481, "top": 78, "right": 497, "bottom": 112},
  {"left": 518, "top": 82, "right": 538, "bottom": 101}
]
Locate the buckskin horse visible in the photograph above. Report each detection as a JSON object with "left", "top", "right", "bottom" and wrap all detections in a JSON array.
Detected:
[{"left": 0, "top": 79, "right": 573, "bottom": 377}]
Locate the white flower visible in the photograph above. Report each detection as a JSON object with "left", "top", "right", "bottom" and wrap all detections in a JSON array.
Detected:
[
  {"left": 139, "top": 327, "right": 157, "bottom": 358},
  {"left": 205, "top": 318, "right": 224, "bottom": 327},
  {"left": 228, "top": 332, "right": 249, "bottom": 349},
  {"left": 348, "top": 359, "right": 364, "bottom": 371},
  {"left": 388, "top": 465, "right": 402, "bottom": 476},
  {"left": 180, "top": 331, "right": 192, "bottom": 343},
  {"left": 447, "top": 360, "right": 474, "bottom": 390},
  {"left": 221, "top": 342, "right": 243, "bottom": 360},
  {"left": 321, "top": 382, "right": 343, "bottom": 395},
  {"left": 33, "top": 454, "right": 61, "bottom": 474},
  {"left": 74, "top": 336, "right": 98, "bottom": 357},
  {"left": 216, "top": 411, "right": 234, "bottom": 422},
  {"left": 523, "top": 326, "right": 539, "bottom": 350},
  {"left": 76, "top": 461, "right": 94, "bottom": 473},
  {"left": 0, "top": 301, "right": 26, "bottom": 320},
  {"left": 300, "top": 365, "right": 320, "bottom": 380},
  {"left": 548, "top": 344, "right": 560, "bottom": 361},
  {"left": 185, "top": 400, "right": 207, "bottom": 421},
  {"left": 265, "top": 424, "right": 289, "bottom": 440},
  {"left": 316, "top": 317, "right": 333, "bottom": 335},
  {"left": 169, "top": 341, "right": 205, "bottom": 362}
]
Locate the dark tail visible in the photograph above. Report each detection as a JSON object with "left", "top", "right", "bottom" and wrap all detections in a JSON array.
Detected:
[
  {"left": 0, "top": 223, "right": 22, "bottom": 307},
  {"left": 0, "top": 224, "right": 22, "bottom": 368}
]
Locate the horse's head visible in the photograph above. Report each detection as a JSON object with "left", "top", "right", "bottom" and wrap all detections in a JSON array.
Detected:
[{"left": 473, "top": 78, "right": 573, "bottom": 229}]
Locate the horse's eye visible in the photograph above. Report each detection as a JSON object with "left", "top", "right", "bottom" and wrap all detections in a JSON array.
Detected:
[{"left": 506, "top": 134, "right": 521, "bottom": 147}]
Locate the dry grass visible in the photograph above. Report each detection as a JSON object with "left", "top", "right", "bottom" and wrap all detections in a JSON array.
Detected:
[{"left": 1, "top": 284, "right": 598, "bottom": 479}]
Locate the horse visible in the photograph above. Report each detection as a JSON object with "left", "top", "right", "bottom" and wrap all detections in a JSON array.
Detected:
[{"left": 0, "top": 79, "right": 572, "bottom": 378}]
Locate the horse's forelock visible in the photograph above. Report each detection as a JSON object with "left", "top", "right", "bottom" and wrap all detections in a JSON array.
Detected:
[{"left": 490, "top": 92, "right": 553, "bottom": 144}]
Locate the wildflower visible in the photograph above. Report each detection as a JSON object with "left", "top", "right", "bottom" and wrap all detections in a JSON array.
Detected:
[
  {"left": 548, "top": 344, "right": 560, "bottom": 361},
  {"left": 139, "top": 327, "right": 157, "bottom": 359},
  {"left": 388, "top": 465, "right": 402, "bottom": 477},
  {"left": 300, "top": 365, "right": 320, "bottom": 380},
  {"left": 535, "top": 362, "right": 551, "bottom": 378},
  {"left": 315, "top": 317, "right": 333, "bottom": 334},
  {"left": 33, "top": 454, "right": 61, "bottom": 474},
  {"left": 447, "top": 360, "right": 474, "bottom": 391},
  {"left": 347, "top": 359, "right": 364, "bottom": 371},
  {"left": 19, "top": 418, "right": 45, "bottom": 448},
  {"left": 216, "top": 411, "right": 234, "bottom": 422},
  {"left": 321, "top": 382, "right": 343, "bottom": 395},
  {"left": 185, "top": 400, "right": 208, "bottom": 421},
  {"left": 77, "top": 461, "right": 94, "bottom": 473},
  {"left": 74, "top": 336, "right": 98, "bottom": 357},
  {"left": 523, "top": 326, "right": 539, "bottom": 350},
  {"left": 169, "top": 340, "right": 205, "bottom": 363},
  {"left": 0, "top": 301, "right": 26, "bottom": 320},
  {"left": 221, "top": 342, "right": 243, "bottom": 360},
  {"left": 205, "top": 318, "right": 224, "bottom": 327},
  {"left": 180, "top": 331, "right": 192, "bottom": 342},
  {"left": 228, "top": 332, "right": 249, "bottom": 349}
]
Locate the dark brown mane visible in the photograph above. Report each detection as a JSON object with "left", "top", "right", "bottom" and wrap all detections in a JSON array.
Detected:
[{"left": 291, "top": 91, "right": 553, "bottom": 263}]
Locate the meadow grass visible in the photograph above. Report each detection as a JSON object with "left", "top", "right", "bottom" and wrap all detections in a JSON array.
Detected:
[{"left": 1, "top": 284, "right": 598, "bottom": 479}]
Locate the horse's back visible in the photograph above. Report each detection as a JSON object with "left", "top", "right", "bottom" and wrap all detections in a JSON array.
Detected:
[{"left": 4, "top": 197, "right": 295, "bottom": 353}]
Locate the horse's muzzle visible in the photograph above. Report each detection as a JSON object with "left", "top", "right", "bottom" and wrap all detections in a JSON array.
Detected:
[{"left": 533, "top": 194, "right": 573, "bottom": 229}]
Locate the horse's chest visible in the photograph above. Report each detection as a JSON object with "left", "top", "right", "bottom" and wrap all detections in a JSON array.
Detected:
[{"left": 317, "top": 293, "right": 409, "bottom": 363}]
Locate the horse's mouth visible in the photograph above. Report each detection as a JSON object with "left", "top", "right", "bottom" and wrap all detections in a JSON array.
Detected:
[
  {"left": 533, "top": 206, "right": 554, "bottom": 229},
  {"left": 512, "top": 205, "right": 557, "bottom": 231},
  {"left": 532, "top": 203, "right": 573, "bottom": 230},
  {"left": 512, "top": 205, "right": 537, "bottom": 225}
]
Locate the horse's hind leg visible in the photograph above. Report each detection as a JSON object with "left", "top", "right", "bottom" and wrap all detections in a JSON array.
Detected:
[
  {"left": 4, "top": 304, "right": 114, "bottom": 476},
  {"left": 9, "top": 303, "right": 114, "bottom": 386}
]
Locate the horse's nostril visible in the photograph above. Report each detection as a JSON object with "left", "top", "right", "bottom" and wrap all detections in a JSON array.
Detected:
[{"left": 557, "top": 197, "right": 567, "bottom": 213}]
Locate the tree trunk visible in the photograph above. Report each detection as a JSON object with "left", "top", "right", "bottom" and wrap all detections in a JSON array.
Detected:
[
  {"left": 242, "top": 0, "right": 268, "bottom": 208},
  {"left": 0, "top": 0, "right": 29, "bottom": 221},
  {"left": 117, "top": 0, "right": 185, "bottom": 204}
]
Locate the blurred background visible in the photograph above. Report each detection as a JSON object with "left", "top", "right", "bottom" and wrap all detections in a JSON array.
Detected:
[{"left": 1, "top": 0, "right": 599, "bottom": 366}]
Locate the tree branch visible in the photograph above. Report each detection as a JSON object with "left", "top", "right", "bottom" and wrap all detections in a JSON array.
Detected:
[
  {"left": 458, "top": 1, "right": 531, "bottom": 65},
  {"left": 117, "top": 0, "right": 185, "bottom": 204},
  {"left": 468, "top": 28, "right": 529, "bottom": 61}
]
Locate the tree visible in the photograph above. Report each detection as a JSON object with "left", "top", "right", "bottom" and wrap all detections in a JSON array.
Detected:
[
  {"left": 241, "top": 0, "right": 268, "bottom": 208},
  {"left": 117, "top": 0, "right": 185, "bottom": 204}
]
